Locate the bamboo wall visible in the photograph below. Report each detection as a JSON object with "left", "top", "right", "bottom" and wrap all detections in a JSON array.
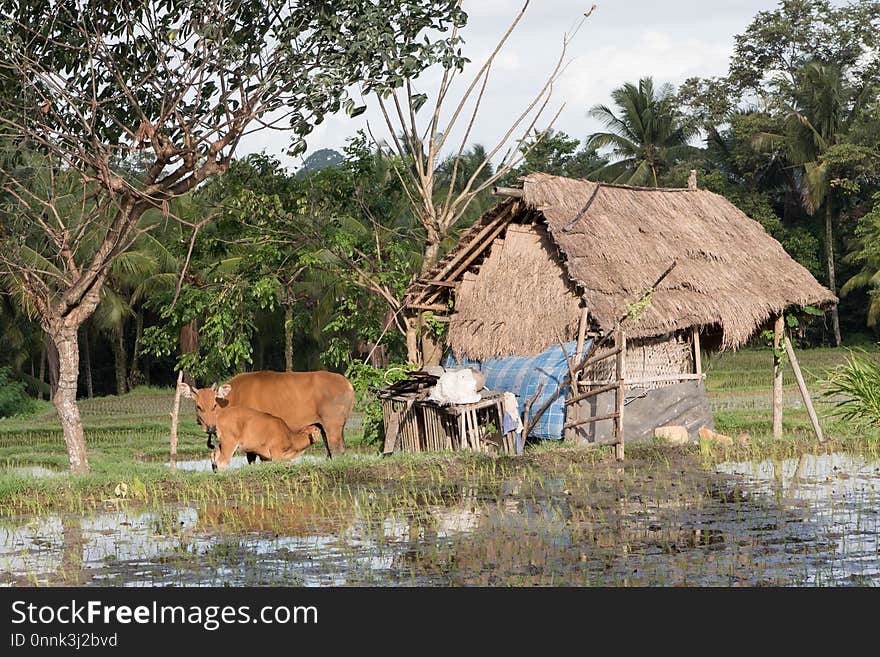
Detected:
[{"left": 582, "top": 332, "right": 694, "bottom": 390}]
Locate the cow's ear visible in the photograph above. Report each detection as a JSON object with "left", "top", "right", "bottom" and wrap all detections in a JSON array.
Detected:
[
  {"left": 178, "top": 382, "right": 195, "bottom": 398},
  {"left": 216, "top": 384, "right": 232, "bottom": 399}
]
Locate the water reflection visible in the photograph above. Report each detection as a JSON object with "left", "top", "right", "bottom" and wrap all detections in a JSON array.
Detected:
[{"left": 1, "top": 452, "right": 878, "bottom": 586}]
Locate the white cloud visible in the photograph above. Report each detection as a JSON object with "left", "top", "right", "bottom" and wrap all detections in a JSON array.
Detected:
[{"left": 235, "top": 0, "right": 765, "bottom": 169}]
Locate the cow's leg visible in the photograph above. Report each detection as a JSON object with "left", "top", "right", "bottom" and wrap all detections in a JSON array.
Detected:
[
  {"left": 322, "top": 420, "right": 346, "bottom": 458},
  {"left": 214, "top": 441, "right": 237, "bottom": 472},
  {"left": 246, "top": 451, "right": 258, "bottom": 465}
]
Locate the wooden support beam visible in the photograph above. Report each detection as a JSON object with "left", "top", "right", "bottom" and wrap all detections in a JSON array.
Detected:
[
  {"left": 773, "top": 314, "right": 784, "bottom": 439},
  {"left": 563, "top": 411, "right": 620, "bottom": 430},
  {"left": 421, "top": 204, "right": 515, "bottom": 291},
  {"left": 575, "top": 308, "right": 588, "bottom": 362},
  {"left": 692, "top": 326, "right": 702, "bottom": 375},
  {"left": 783, "top": 334, "right": 824, "bottom": 444},
  {"left": 579, "top": 345, "right": 622, "bottom": 368},
  {"left": 492, "top": 186, "right": 523, "bottom": 198},
  {"left": 419, "top": 279, "right": 457, "bottom": 287},
  {"left": 566, "top": 309, "right": 590, "bottom": 443},
  {"left": 615, "top": 330, "right": 626, "bottom": 461},
  {"left": 564, "top": 382, "right": 619, "bottom": 405},
  {"left": 422, "top": 218, "right": 512, "bottom": 307},
  {"left": 407, "top": 303, "right": 449, "bottom": 312},
  {"left": 577, "top": 373, "right": 706, "bottom": 387}
]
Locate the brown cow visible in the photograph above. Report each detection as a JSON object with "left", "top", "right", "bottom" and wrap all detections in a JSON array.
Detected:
[
  {"left": 203, "top": 404, "right": 322, "bottom": 471},
  {"left": 180, "top": 370, "right": 354, "bottom": 458}
]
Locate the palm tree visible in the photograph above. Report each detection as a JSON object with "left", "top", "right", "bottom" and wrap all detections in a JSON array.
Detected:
[
  {"left": 586, "top": 77, "right": 696, "bottom": 186},
  {"left": 840, "top": 196, "right": 880, "bottom": 329},
  {"left": 757, "top": 61, "right": 874, "bottom": 345}
]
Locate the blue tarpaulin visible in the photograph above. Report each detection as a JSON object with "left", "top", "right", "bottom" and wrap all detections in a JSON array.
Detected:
[{"left": 444, "top": 339, "right": 592, "bottom": 440}]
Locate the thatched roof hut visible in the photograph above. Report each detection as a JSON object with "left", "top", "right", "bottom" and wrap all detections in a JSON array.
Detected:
[{"left": 407, "top": 173, "right": 836, "bottom": 362}]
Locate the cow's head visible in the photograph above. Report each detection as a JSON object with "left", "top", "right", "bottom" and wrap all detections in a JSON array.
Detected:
[{"left": 179, "top": 382, "right": 232, "bottom": 434}]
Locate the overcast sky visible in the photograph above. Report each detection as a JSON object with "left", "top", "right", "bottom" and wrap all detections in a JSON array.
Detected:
[{"left": 240, "top": 0, "right": 781, "bottom": 171}]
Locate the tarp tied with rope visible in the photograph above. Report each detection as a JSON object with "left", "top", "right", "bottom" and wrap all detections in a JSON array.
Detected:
[{"left": 444, "top": 339, "right": 591, "bottom": 440}]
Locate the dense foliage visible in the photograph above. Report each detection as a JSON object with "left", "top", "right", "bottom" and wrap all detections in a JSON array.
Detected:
[{"left": 0, "top": 0, "right": 878, "bottom": 409}]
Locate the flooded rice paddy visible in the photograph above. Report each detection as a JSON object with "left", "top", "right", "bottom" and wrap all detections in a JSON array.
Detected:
[{"left": 2, "top": 451, "right": 879, "bottom": 586}]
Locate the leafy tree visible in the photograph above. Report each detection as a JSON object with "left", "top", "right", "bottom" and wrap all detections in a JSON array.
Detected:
[
  {"left": 0, "top": 0, "right": 466, "bottom": 473},
  {"left": 841, "top": 193, "right": 880, "bottom": 329},
  {"left": 506, "top": 129, "right": 606, "bottom": 180},
  {"left": 754, "top": 61, "right": 880, "bottom": 345},
  {"left": 728, "top": 0, "right": 880, "bottom": 99},
  {"left": 586, "top": 77, "right": 696, "bottom": 186}
]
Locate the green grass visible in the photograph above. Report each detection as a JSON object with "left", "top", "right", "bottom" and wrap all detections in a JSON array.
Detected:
[{"left": 0, "top": 345, "right": 879, "bottom": 511}]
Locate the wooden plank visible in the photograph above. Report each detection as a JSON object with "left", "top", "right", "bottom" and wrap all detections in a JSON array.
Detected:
[
  {"left": 382, "top": 404, "right": 402, "bottom": 455},
  {"left": 783, "top": 334, "right": 824, "bottom": 444},
  {"left": 420, "top": 280, "right": 457, "bottom": 287},
  {"left": 492, "top": 186, "right": 524, "bottom": 198},
  {"left": 415, "top": 205, "right": 515, "bottom": 299},
  {"left": 406, "top": 303, "right": 449, "bottom": 312},
  {"left": 575, "top": 308, "right": 589, "bottom": 361},
  {"left": 773, "top": 315, "right": 784, "bottom": 439},
  {"left": 615, "top": 330, "right": 626, "bottom": 461},
  {"left": 577, "top": 373, "right": 705, "bottom": 387},
  {"left": 421, "top": 214, "right": 514, "bottom": 307},
  {"left": 568, "top": 309, "right": 589, "bottom": 443}
]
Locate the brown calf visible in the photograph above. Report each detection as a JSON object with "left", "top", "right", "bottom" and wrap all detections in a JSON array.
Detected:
[{"left": 203, "top": 403, "right": 320, "bottom": 471}]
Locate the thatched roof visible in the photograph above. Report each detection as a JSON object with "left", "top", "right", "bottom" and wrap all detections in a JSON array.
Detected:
[
  {"left": 451, "top": 224, "right": 583, "bottom": 359},
  {"left": 411, "top": 173, "right": 837, "bottom": 360}
]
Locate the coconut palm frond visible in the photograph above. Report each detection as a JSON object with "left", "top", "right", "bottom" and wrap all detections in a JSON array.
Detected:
[
  {"left": 801, "top": 161, "right": 828, "bottom": 215},
  {"left": 839, "top": 271, "right": 874, "bottom": 296}
]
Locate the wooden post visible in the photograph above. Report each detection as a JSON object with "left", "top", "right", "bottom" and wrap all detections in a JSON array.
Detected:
[
  {"left": 566, "top": 309, "right": 589, "bottom": 443},
  {"left": 692, "top": 326, "right": 702, "bottom": 375},
  {"left": 169, "top": 370, "right": 184, "bottom": 472},
  {"left": 615, "top": 330, "right": 626, "bottom": 461},
  {"left": 783, "top": 334, "right": 824, "bottom": 444},
  {"left": 772, "top": 315, "right": 784, "bottom": 439}
]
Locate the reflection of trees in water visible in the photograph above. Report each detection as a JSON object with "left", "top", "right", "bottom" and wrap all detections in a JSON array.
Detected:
[{"left": 56, "top": 514, "right": 88, "bottom": 584}]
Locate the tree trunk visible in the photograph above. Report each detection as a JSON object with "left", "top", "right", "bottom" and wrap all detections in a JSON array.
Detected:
[
  {"left": 825, "top": 198, "right": 842, "bottom": 347},
  {"left": 38, "top": 338, "right": 46, "bottom": 401},
  {"left": 80, "top": 326, "right": 93, "bottom": 399},
  {"left": 421, "top": 219, "right": 442, "bottom": 275},
  {"left": 284, "top": 304, "right": 294, "bottom": 372},
  {"left": 405, "top": 316, "right": 420, "bottom": 366},
  {"left": 46, "top": 334, "right": 59, "bottom": 401},
  {"left": 50, "top": 324, "right": 89, "bottom": 474},
  {"left": 180, "top": 319, "right": 199, "bottom": 387},
  {"left": 129, "top": 307, "right": 144, "bottom": 388},
  {"left": 422, "top": 239, "right": 441, "bottom": 275},
  {"left": 112, "top": 318, "right": 127, "bottom": 395}
]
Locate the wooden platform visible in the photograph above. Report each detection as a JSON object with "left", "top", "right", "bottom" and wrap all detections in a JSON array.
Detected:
[{"left": 380, "top": 390, "right": 517, "bottom": 455}]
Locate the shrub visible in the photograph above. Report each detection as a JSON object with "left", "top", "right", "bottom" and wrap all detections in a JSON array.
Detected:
[
  {"left": 822, "top": 349, "right": 880, "bottom": 428},
  {"left": 0, "top": 368, "right": 37, "bottom": 418}
]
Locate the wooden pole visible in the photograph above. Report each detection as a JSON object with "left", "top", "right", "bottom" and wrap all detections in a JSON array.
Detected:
[
  {"left": 692, "top": 326, "right": 702, "bottom": 375},
  {"left": 615, "top": 330, "right": 626, "bottom": 461},
  {"left": 169, "top": 370, "right": 184, "bottom": 472},
  {"left": 567, "top": 309, "right": 589, "bottom": 443},
  {"left": 783, "top": 333, "right": 824, "bottom": 444},
  {"left": 772, "top": 315, "right": 784, "bottom": 439}
]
